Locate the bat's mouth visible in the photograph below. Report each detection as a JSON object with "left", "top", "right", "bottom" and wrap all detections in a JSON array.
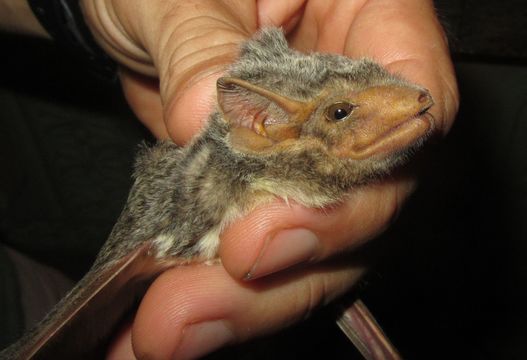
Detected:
[
  {"left": 364, "top": 111, "right": 434, "bottom": 157},
  {"left": 335, "top": 110, "right": 434, "bottom": 160}
]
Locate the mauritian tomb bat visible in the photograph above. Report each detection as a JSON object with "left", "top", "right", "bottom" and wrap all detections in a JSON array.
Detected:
[{"left": 1, "top": 28, "right": 434, "bottom": 360}]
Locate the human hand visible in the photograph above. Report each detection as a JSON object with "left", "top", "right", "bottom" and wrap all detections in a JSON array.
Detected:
[{"left": 79, "top": 1, "right": 459, "bottom": 359}]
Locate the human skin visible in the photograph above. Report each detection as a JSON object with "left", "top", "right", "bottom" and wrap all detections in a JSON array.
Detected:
[{"left": 0, "top": 0, "right": 459, "bottom": 359}]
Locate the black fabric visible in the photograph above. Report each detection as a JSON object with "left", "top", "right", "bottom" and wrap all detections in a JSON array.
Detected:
[
  {"left": 435, "top": 0, "right": 527, "bottom": 61},
  {"left": 361, "top": 62, "right": 527, "bottom": 360},
  {"left": 0, "top": 246, "right": 23, "bottom": 349},
  {"left": 27, "top": 0, "right": 116, "bottom": 79},
  {"left": 0, "top": 33, "right": 145, "bottom": 278}
]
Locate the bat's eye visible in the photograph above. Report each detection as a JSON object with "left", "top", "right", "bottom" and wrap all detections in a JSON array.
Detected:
[{"left": 325, "top": 102, "right": 354, "bottom": 122}]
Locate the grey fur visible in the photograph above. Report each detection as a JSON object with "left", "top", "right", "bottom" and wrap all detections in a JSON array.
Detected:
[
  {"left": 1, "top": 28, "right": 432, "bottom": 359},
  {"left": 100, "top": 28, "right": 426, "bottom": 264}
]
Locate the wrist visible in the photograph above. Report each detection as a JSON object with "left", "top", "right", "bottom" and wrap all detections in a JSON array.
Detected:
[
  {"left": 80, "top": 0, "right": 157, "bottom": 76},
  {"left": 80, "top": 0, "right": 257, "bottom": 80}
]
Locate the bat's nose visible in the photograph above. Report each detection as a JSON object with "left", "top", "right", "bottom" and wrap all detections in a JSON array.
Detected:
[
  {"left": 417, "top": 90, "right": 434, "bottom": 114},
  {"left": 418, "top": 90, "right": 432, "bottom": 103}
]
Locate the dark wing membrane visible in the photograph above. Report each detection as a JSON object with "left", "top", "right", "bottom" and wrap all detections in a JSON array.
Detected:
[{"left": 9, "top": 241, "right": 175, "bottom": 360}]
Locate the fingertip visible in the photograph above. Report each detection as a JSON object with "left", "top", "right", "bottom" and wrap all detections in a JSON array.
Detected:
[
  {"left": 165, "top": 71, "right": 220, "bottom": 145},
  {"left": 220, "top": 181, "right": 412, "bottom": 281},
  {"left": 257, "top": 0, "right": 307, "bottom": 32},
  {"left": 119, "top": 69, "right": 170, "bottom": 140},
  {"left": 132, "top": 265, "right": 239, "bottom": 360},
  {"left": 219, "top": 201, "right": 322, "bottom": 280},
  {"left": 176, "top": 320, "right": 236, "bottom": 360},
  {"left": 244, "top": 228, "right": 320, "bottom": 280}
]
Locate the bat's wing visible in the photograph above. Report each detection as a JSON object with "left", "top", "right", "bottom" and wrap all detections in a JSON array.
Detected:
[
  {"left": 337, "top": 299, "right": 402, "bottom": 360},
  {"left": 9, "top": 241, "right": 177, "bottom": 360}
]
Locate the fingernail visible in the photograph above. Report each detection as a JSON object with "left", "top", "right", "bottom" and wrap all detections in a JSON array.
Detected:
[
  {"left": 175, "top": 320, "right": 235, "bottom": 360},
  {"left": 245, "top": 228, "right": 319, "bottom": 280}
]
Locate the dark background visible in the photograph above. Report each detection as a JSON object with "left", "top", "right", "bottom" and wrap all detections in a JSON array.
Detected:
[{"left": 1, "top": 0, "right": 526, "bottom": 358}]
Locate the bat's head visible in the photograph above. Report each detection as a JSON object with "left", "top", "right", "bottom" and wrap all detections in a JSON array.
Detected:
[{"left": 216, "top": 28, "right": 434, "bottom": 176}]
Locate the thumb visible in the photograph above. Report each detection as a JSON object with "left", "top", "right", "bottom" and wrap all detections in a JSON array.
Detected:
[
  {"left": 154, "top": 1, "right": 259, "bottom": 144},
  {"left": 82, "top": 0, "right": 258, "bottom": 143}
]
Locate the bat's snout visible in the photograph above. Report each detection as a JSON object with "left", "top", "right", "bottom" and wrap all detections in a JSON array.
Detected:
[{"left": 332, "top": 85, "right": 435, "bottom": 160}]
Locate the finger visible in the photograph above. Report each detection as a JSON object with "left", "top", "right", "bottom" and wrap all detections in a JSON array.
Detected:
[
  {"left": 119, "top": 68, "right": 169, "bottom": 139},
  {"left": 341, "top": 0, "right": 459, "bottom": 134},
  {"left": 106, "top": 321, "right": 135, "bottom": 360},
  {"left": 149, "top": 0, "right": 258, "bottom": 145},
  {"left": 132, "top": 261, "right": 365, "bottom": 360},
  {"left": 256, "top": 0, "right": 307, "bottom": 32},
  {"left": 286, "top": 0, "right": 367, "bottom": 52},
  {"left": 82, "top": 0, "right": 259, "bottom": 144},
  {"left": 288, "top": 0, "right": 458, "bottom": 135},
  {"left": 220, "top": 175, "right": 415, "bottom": 281}
]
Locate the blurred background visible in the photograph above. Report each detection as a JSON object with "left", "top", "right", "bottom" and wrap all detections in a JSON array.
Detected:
[{"left": 0, "top": 0, "right": 526, "bottom": 358}]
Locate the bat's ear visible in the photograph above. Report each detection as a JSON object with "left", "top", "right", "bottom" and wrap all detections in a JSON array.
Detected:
[{"left": 217, "top": 77, "right": 314, "bottom": 151}]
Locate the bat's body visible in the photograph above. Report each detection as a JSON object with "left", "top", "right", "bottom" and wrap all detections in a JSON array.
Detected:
[{"left": 1, "top": 28, "right": 433, "bottom": 359}]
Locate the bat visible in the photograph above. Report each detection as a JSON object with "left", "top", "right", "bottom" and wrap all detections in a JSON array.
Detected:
[{"left": 1, "top": 28, "right": 434, "bottom": 359}]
